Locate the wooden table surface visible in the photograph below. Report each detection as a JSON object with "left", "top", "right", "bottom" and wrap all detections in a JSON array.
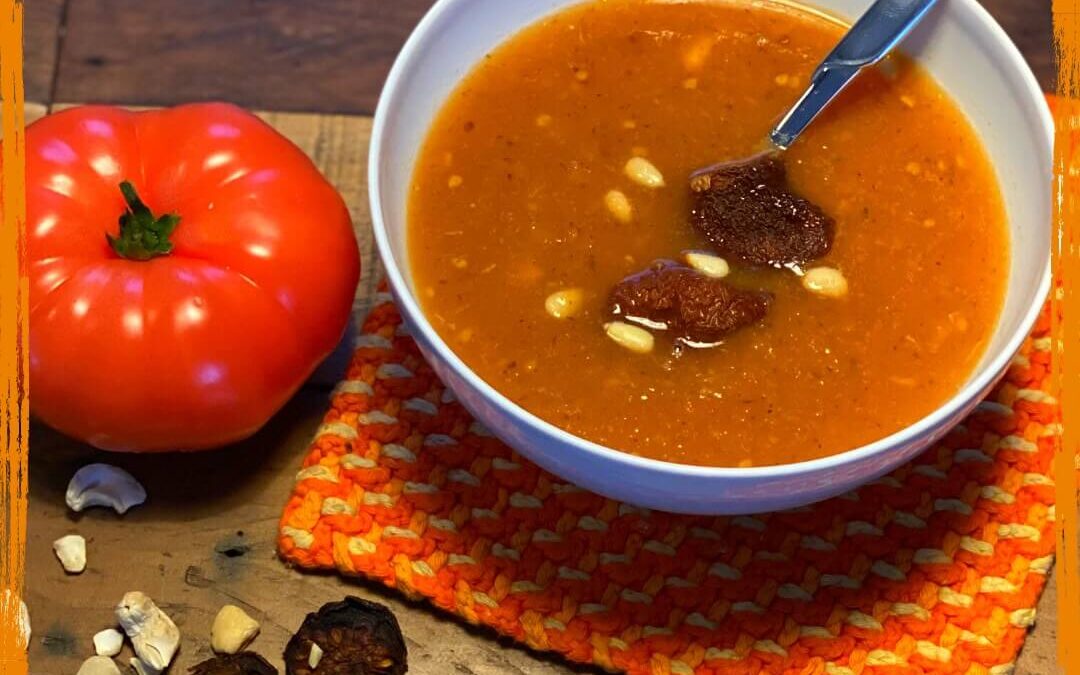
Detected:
[{"left": 21, "top": 2, "right": 1060, "bottom": 674}]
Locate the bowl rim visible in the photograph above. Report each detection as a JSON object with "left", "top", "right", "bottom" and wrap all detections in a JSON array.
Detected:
[{"left": 369, "top": 0, "right": 1054, "bottom": 481}]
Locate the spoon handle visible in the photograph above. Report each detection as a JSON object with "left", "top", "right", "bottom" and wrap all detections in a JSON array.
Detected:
[{"left": 770, "top": 0, "right": 940, "bottom": 150}]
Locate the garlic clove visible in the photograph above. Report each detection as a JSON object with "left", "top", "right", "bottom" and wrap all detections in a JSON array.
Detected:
[
  {"left": 66, "top": 464, "right": 147, "bottom": 515},
  {"left": 93, "top": 627, "right": 124, "bottom": 657},
  {"left": 210, "top": 605, "right": 260, "bottom": 654},
  {"left": 76, "top": 656, "right": 122, "bottom": 675},
  {"left": 115, "top": 592, "right": 179, "bottom": 671},
  {"left": 53, "top": 534, "right": 87, "bottom": 574}
]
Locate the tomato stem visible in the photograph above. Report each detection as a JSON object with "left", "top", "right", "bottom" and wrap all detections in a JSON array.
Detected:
[{"left": 107, "top": 181, "right": 181, "bottom": 261}]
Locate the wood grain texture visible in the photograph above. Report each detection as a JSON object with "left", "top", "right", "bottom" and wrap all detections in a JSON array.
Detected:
[
  {"left": 52, "top": 0, "right": 434, "bottom": 114},
  {"left": 23, "top": 0, "right": 64, "bottom": 103},
  {"left": 978, "top": 0, "right": 1054, "bottom": 90},
  {"left": 47, "top": 0, "right": 1052, "bottom": 113}
]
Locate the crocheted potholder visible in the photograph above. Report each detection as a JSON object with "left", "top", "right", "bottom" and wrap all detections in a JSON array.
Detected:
[{"left": 279, "top": 289, "right": 1057, "bottom": 675}]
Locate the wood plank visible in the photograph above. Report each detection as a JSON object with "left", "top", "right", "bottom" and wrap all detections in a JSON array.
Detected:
[
  {"left": 49, "top": 0, "right": 1052, "bottom": 116},
  {"left": 978, "top": 0, "right": 1054, "bottom": 91},
  {"left": 52, "top": 0, "right": 434, "bottom": 115},
  {"left": 24, "top": 0, "right": 65, "bottom": 103}
]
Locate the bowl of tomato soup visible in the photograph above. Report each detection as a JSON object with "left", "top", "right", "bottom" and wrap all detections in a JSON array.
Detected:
[{"left": 369, "top": 0, "right": 1051, "bottom": 514}]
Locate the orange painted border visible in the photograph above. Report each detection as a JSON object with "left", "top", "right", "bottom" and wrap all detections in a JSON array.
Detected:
[
  {"left": 1054, "top": 2, "right": 1080, "bottom": 673},
  {"left": 0, "top": 0, "right": 26, "bottom": 672}
]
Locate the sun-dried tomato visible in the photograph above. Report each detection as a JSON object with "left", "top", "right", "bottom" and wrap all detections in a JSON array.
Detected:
[
  {"left": 609, "top": 260, "right": 770, "bottom": 345},
  {"left": 690, "top": 152, "right": 833, "bottom": 268}
]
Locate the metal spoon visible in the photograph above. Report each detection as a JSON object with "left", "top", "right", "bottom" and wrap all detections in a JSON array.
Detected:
[{"left": 770, "top": 0, "right": 940, "bottom": 150}]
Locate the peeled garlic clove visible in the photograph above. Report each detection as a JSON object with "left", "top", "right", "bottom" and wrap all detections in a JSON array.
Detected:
[
  {"left": 93, "top": 628, "right": 124, "bottom": 657},
  {"left": 76, "top": 656, "right": 122, "bottom": 675},
  {"left": 66, "top": 464, "right": 147, "bottom": 515},
  {"left": 211, "top": 605, "right": 260, "bottom": 654},
  {"left": 116, "top": 592, "right": 180, "bottom": 671},
  {"left": 53, "top": 534, "right": 87, "bottom": 574}
]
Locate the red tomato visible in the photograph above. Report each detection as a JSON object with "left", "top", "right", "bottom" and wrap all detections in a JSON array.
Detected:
[{"left": 25, "top": 103, "right": 360, "bottom": 451}]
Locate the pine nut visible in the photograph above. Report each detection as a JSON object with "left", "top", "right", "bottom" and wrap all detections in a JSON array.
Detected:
[
  {"left": 625, "top": 157, "right": 665, "bottom": 188},
  {"left": 604, "top": 321, "right": 654, "bottom": 354},
  {"left": 545, "top": 289, "right": 584, "bottom": 319},
  {"left": 684, "top": 251, "right": 730, "bottom": 278},
  {"left": 802, "top": 266, "right": 849, "bottom": 298},
  {"left": 604, "top": 190, "right": 633, "bottom": 223}
]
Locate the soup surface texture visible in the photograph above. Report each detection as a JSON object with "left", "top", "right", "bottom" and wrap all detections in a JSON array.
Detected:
[{"left": 408, "top": 0, "right": 1008, "bottom": 467}]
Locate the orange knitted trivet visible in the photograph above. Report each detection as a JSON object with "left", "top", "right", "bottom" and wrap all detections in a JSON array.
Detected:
[{"left": 279, "top": 290, "right": 1057, "bottom": 675}]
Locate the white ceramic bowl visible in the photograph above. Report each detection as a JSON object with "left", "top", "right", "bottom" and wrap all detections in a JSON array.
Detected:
[{"left": 369, "top": 0, "right": 1052, "bottom": 514}]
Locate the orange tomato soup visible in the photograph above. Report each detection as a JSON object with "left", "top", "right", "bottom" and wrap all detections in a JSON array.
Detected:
[{"left": 408, "top": 0, "right": 1009, "bottom": 467}]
